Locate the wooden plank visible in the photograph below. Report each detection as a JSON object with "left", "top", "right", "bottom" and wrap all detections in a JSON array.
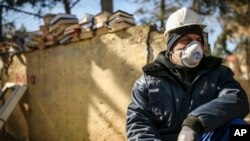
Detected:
[{"left": 0, "top": 83, "right": 27, "bottom": 129}]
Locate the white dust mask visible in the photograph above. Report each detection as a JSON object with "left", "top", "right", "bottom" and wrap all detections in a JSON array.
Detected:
[{"left": 172, "top": 41, "right": 203, "bottom": 68}]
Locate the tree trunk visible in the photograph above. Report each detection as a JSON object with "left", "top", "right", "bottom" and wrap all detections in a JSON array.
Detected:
[
  {"left": 160, "top": 0, "right": 165, "bottom": 28},
  {"left": 101, "top": 0, "right": 113, "bottom": 13},
  {"left": 0, "top": 5, "right": 3, "bottom": 42},
  {"left": 246, "top": 38, "right": 250, "bottom": 80},
  {"left": 63, "top": 0, "right": 71, "bottom": 14},
  {"left": 191, "top": 0, "right": 199, "bottom": 12}
]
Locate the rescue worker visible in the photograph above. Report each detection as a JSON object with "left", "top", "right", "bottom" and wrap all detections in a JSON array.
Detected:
[{"left": 126, "top": 7, "right": 249, "bottom": 141}]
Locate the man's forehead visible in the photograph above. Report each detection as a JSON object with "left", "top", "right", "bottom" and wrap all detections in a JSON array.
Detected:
[{"left": 182, "top": 33, "right": 201, "bottom": 39}]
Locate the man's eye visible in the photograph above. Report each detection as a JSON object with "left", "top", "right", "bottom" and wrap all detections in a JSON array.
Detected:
[
  {"left": 197, "top": 39, "right": 202, "bottom": 42},
  {"left": 182, "top": 39, "right": 192, "bottom": 44}
]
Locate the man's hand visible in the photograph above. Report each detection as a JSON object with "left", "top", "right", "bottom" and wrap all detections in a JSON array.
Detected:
[{"left": 177, "top": 126, "right": 199, "bottom": 141}]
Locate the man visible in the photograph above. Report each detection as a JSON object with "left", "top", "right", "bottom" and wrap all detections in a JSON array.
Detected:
[{"left": 126, "top": 7, "right": 249, "bottom": 141}]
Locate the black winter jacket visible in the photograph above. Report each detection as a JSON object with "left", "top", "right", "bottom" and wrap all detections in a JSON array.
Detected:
[{"left": 126, "top": 51, "right": 249, "bottom": 141}]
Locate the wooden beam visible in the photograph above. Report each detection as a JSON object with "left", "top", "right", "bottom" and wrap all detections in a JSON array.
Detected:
[{"left": 0, "top": 83, "right": 27, "bottom": 129}]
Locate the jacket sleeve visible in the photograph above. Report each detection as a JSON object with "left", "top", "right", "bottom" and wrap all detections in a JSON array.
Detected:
[
  {"left": 189, "top": 65, "right": 249, "bottom": 131},
  {"left": 126, "top": 74, "right": 162, "bottom": 141}
]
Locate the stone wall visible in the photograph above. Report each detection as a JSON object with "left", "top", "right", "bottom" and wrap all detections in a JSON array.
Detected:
[{"left": 2, "top": 25, "right": 165, "bottom": 141}]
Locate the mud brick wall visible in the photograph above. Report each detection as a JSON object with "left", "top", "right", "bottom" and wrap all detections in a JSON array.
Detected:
[{"left": 2, "top": 25, "right": 165, "bottom": 141}]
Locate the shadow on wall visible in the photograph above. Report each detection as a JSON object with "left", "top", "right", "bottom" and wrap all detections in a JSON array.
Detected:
[
  {"left": 84, "top": 32, "right": 144, "bottom": 140},
  {"left": 6, "top": 29, "right": 144, "bottom": 141}
]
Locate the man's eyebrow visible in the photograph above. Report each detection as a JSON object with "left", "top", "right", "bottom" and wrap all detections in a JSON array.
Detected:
[
  {"left": 185, "top": 35, "right": 202, "bottom": 41},
  {"left": 180, "top": 36, "right": 192, "bottom": 40}
]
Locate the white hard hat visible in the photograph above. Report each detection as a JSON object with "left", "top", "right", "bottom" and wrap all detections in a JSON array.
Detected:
[{"left": 164, "top": 7, "right": 206, "bottom": 35}]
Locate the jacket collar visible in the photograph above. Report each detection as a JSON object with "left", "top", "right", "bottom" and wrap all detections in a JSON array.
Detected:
[{"left": 143, "top": 51, "right": 222, "bottom": 80}]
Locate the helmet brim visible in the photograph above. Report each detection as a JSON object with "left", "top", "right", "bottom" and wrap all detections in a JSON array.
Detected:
[{"left": 164, "top": 23, "right": 206, "bottom": 36}]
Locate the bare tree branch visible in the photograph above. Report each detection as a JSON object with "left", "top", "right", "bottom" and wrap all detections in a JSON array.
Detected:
[
  {"left": 2, "top": 4, "right": 42, "bottom": 18},
  {"left": 70, "top": 0, "right": 81, "bottom": 8}
]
